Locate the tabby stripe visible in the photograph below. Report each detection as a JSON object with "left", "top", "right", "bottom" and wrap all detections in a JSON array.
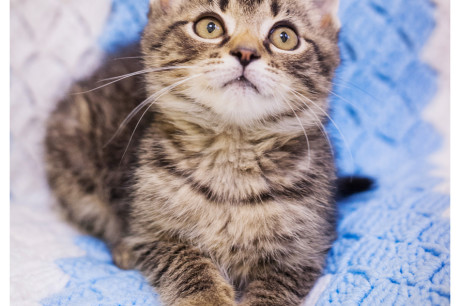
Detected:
[
  {"left": 150, "top": 20, "right": 188, "bottom": 51},
  {"left": 271, "top": 273, "right": 304, "bottom": 298},
  {"left": 151, "top": 142, "right": 191, "bottom": 177},
  {"left": 139, "top": 244, "right": 167, "bottom": 270},
  {"left": 132, "top": 243, "right": 147, "bottom": 252},
  {"left": 168, "top": 255, "right": 204, "bottom": 283},
  {"left": 183, "top": 281, "right": 214, "bottom": 296},
  {"left": 151, "top": 130, "right": 322, "bottom": 205},
  {"left": 218, "top": 36, "right": 231, "bottom": 47},
  {"left": 135, "top": 242, "right": 158, "bottom": 266},
  {"left": 189, "top": 179, "right": 274, "bottom": 204},
  {"left": 263, "top": 39, "right": 273, "bottom": 54},
  {"left": 251, "top": 291, "right": 276, "bottom": 302},
  {"left": 176, "top": 262, "right": 209, "bottom": 289},
  {"left": 301, "top": 265, "right": 320, "bottom": 281},
  {"left": 152, "top": 139, "right": 320, "bottom": 205},
  {"left": 293, "top": 71, "right": 318, "bottom": 94},
  {"left": 153, "top": 245, "right": 188, "bottom": 285},
  {"left": 238, "top": 0, "right": 264, "bottom": 9},
  {"left": 154, "top": 153, "right": 312, "bottom": 205},
  {"left": 178, "top": 269, "right": 214, "bottom": 297},
  {"left": 162, "top": 57, "right": 192, "bottom": 67},
  {"left": 151, "top": 140, "right": 276, "bottom": 204},
  {"left": 304, "top": 38, "right": 330, "bottom": 76},
  {"left": 271, "top": 0, "right": 280, "bottom": 17},
  {"left": 179, "top": 278, "right": 214, "bottom": 297},
  {"left": 219, "top": 0, "right": 229, "bottom": 11},
  {"left": 273, "top": 178, "right": 314, "bottom": 201}
]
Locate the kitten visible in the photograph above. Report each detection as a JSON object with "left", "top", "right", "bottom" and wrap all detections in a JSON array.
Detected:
[{"left": 45, "top": 0, "right": 343, "bottom": 305}]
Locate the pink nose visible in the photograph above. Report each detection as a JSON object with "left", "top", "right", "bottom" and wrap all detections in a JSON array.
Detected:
[{"left": 230, "top": 47, "right": 260, "bottom": 67}]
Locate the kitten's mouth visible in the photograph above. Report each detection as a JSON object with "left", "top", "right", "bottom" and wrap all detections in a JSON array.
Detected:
[{"left": 224, "top": 76, "right": 259, "bottom": 93}]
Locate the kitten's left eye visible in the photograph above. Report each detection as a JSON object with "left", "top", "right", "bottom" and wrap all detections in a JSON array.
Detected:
[
  {"left": 269, "top": 26, "right": 299, "bottom": 51},
  {"left": 195, "top": 17, "right": 224, "bottom": 39}
]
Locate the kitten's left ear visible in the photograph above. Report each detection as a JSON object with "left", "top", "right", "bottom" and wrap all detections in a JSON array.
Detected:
[
  {"left": 313, "top": 0, "right": 341, "bottom": 29},
  {"left": 150, "top": 0, "right": 180, "bottom": 13}
]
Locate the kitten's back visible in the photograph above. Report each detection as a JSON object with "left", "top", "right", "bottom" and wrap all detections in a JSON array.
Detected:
[{"left": 45, "top": 46, "right": 148, "bottom": 245}]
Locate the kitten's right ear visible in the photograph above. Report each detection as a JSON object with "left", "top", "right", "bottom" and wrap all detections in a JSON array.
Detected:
[{"left": 313, "top": 0, "right": 341, "bottom": 29}]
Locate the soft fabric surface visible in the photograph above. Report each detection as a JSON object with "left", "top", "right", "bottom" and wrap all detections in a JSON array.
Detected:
[{"left": 11, "top": 0, "right": 450, "bottom": 305}]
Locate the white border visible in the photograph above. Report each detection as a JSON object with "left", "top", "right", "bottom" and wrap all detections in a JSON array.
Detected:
[
  {"left": 5, "top": 0, "right": 11, "bottom": 303},
  {"left": 450, "top": 0, "right": 457, "bottom": 303}
]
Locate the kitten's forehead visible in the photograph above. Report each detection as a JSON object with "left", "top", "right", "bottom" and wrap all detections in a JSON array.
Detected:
[
  {"left": 214, "top": 0, "right": 310, "bottom": 22},
  {"left": 221, "top": 0, "right": 275, "bottom": 37},
  {"left": 152, "top": 0, "right": 337, "bottom": 33}
]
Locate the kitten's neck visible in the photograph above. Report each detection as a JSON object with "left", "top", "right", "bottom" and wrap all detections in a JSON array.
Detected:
[{"left": 152, "top": 94, "right": 320, "bottom": 143}]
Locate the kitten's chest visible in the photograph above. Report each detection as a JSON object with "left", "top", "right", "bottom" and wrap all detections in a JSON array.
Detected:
[
  {"left": 134, "top": 125, "right": 314, "bottom": 279},
  {"left": 153, "top": 127, "right": 281, "bottom": 204},
  {"left": 189, "top": 139, "right": 270, "bottom": 203}
]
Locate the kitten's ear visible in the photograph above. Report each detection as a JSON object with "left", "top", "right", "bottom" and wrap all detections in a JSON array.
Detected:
[
  {"left": 313, "top": 0, "right": 341, "bottom": 29},
  {"left": 150, "top": 0, "right": 179, "bottom": 13}
]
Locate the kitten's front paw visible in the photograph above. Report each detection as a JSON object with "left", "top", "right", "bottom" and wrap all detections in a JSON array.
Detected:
[
  {"left": 171, "top": 280, "right": 236, "bottom": 306},
  {"left": 173, "top": 294, "right": 235, "bottom": 306}
]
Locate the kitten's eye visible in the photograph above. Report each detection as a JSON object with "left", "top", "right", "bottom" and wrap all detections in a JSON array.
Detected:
[
  {"left": 195, "top": 17, "right": 224, "bottom": 39},
  {"left": 269, "top": 26, "right": 299, "bottom": 51}
]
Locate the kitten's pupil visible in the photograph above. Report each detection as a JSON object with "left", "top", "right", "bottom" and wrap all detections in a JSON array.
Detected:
[
  {"left": 280, "top": 32, "right": 289, "bottom": 43},
  {"left": 207, "top": 22, "right": 216, "bottom": 33}
]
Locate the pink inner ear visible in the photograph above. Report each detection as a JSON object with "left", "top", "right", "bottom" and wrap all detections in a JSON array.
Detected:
[
  {"left": 320, "top": 14, "right": 333, "bottom": 27},
  {"left": 314, "top": 0, "right": 339, "bottom": 16},
  {"left": 160, "top": 0, "right": 170, "bottom": 11},
  {"left": 314, "top": 0, "right": 341, "bottom": 28}
]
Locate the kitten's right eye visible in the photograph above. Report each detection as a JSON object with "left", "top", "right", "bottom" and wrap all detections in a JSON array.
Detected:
[
  {"left": 269, "top": 26, "right": 299, "bottom": 51},
  {"left": 194, "top": 17, "right": 224, "bottom": 39}
]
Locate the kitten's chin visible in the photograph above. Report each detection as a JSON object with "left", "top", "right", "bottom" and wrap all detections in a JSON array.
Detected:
[
  {"left": 223, "top": 76, "right": 259, "bottom": 94},
  {"left": 202, "top": 87, "right": 283, "bottom": 126},
  {"left": 183, "top": 76, "right": 286, "bottom": 126}
]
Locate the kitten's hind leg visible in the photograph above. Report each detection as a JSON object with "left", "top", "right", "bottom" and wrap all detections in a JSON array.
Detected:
[
  {"left": 45, "top": 90, "right": 128, "bottom": 247},
  {"left": 129, "top": 239, "right": 236, "bottom": 306},
  {"left": 48, "top": 181, "right": 123, "bottom": 247},
  {"left": 112, "top": 238, "right": 137, "bottom": 270}
]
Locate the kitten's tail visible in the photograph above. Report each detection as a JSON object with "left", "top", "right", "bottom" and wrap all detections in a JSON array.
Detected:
[{"left": 335, "top": 176, "right": 375, "bottom": 199}]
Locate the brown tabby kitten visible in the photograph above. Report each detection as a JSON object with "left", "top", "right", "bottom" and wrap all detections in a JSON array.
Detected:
[{"left": 45, "top": 0, "right": 341, "bottom": 305}]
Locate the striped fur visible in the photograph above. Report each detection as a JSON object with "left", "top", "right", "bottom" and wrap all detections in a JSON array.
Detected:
[{"left": 45, "top": 0, "right": 341, "bottom": 305}]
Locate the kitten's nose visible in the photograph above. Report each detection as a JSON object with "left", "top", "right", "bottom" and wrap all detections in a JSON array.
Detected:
[{"left": 230, "top": 47, "right": 260, "bottom": 67}]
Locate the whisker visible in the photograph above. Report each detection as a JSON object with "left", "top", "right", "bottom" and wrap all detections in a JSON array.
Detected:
[
  {"left": 105, "top": 74, "right": 203, "bottom": 148},
  {"left": 97, "top": 68, "right": 155, "bottom": 83},
  {"left": 111, "top": 55, "right": 167, "bottom": 61},
  {"left": 324, "top": 81, "right": 371, "bottom": 121},
  {"left": 332, "top": 77, "right": 381, "bottom": 104},
  {"left": 101, "top": 66, "right": 198, "bottom": 82},
  {"left": 282, "top": 84, "right": 354, "bottom": 169},
  {"left": 279, "top": 95, "right": 312, "bottom": 170},
  {"left": 73, "top": 66, "right": 198, "bottom": 94},
  {"left": 327, "top": 89, "right": 367, "bottom": 117},
  {"left": 111, "top": 56, "right": 147, "bottom": 61},
  {"left": 119, "top": 73, "right": 204, "bottom": 163},
  {"left": 286, "top": 89, "right": 335, "bottom": 159}
]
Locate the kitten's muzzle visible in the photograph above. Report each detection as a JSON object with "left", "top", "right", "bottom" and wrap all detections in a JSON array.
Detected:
[
  {"left": 224, "top": 75, "right": 259, "bottom": 93},
  {"left": 230, "top": 47, "right": 260, "bottom": 67}
]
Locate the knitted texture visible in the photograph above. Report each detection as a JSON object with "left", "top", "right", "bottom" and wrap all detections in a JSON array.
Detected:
[
  {"left": 40, "top": 0, "right": 450, "bottom": 304},
  {"left": 98, "top": 0, "right": 150, "bottom": 54},
  {"left": 10, "top": 0, "right": 112, "bottom": 304}
]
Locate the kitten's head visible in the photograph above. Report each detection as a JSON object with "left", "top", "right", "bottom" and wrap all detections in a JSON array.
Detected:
[{"left": 142, "top": 0, "right": 340, "bottom": 126}]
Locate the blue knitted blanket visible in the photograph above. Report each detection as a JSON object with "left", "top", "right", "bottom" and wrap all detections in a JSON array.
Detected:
[{"left": 41, "top": 0, "right": 450, "bottom": 304}]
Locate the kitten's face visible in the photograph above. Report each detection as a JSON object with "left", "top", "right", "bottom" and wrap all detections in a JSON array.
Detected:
[{"left": 142, "top": 0, "right": 340, "bottom": 126}]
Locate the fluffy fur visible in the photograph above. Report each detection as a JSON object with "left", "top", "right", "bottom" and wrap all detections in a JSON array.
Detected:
[{"left": 45, "top": 0, "right": 341, "bottom": 305}]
